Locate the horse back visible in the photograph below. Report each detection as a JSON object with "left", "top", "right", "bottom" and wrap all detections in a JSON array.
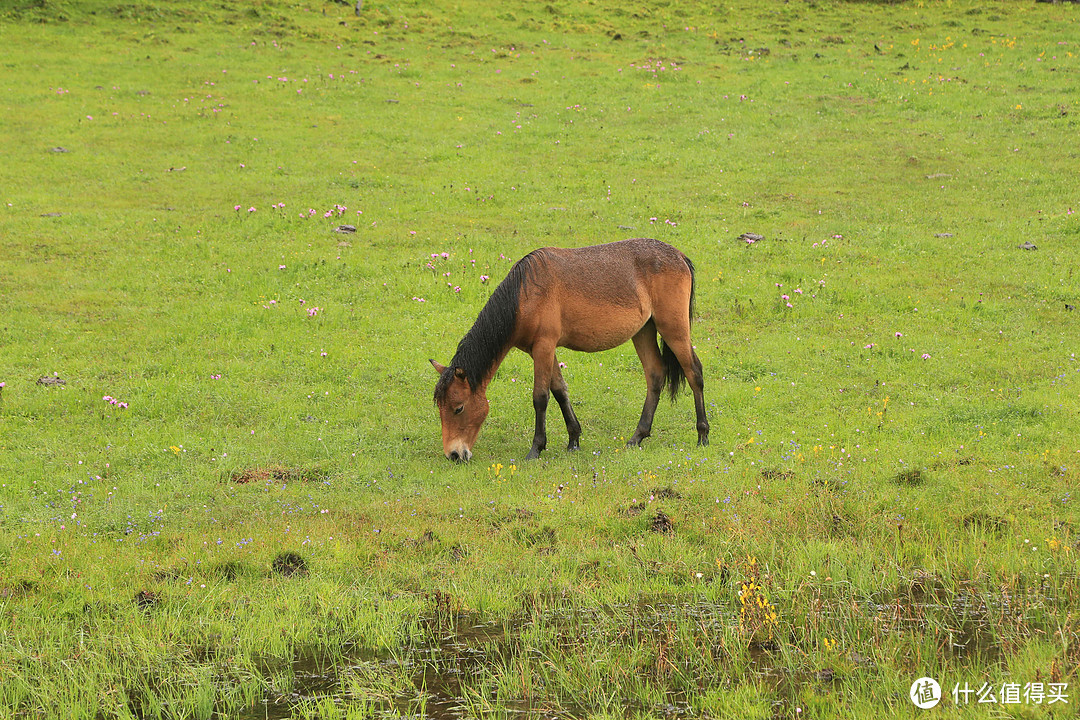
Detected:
[
  {"left": 513, "top": 239, "right": 693, "bottom": 352},
  {"left": 530, "top": 238, "right": 687, "bottom": 295}
]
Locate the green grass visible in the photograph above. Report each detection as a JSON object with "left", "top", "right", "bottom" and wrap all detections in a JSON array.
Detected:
[{"left": 1, "top": 0, "right": 1078, "bottom": 717}]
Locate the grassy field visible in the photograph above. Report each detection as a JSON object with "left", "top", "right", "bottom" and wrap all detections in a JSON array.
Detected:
[{"left": 1, "top": 0, "right": 1078, "bottom": 717}]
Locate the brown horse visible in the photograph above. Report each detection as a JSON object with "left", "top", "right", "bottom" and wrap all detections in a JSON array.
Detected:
[{"left": 430, "top": 238, "right": 708, "bottom": 462}]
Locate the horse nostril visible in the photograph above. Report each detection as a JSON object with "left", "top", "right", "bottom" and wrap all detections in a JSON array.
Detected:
[{"left": 449, "top": 450, "right": 461, "bottom": 462}]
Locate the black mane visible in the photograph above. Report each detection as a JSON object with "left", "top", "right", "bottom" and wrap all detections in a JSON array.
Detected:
[{"left": 433, "top": 251, "right": 538, "bottom": 403}]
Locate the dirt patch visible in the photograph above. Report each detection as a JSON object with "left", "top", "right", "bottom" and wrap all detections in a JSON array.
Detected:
[
  {"left": 406, "top": 530, "right": 438, "bottom": 549},
  {"left": 271, "top": 551, "right": 309, "bottom": 578},
  {"left": 523, "top": 526, "right": 557, "bottom": 555},
  {"left": 511, "top": 506, "right": 535, "bottom": 520},
  {"left": 153, "top": 565, "right": 186, "bottom": 582},
  {"left": 133, "top": 589, "right": 159, "bottom": 610},
  {"left": 650, "top": 511, "right": 675, "bottom": 535},
  {"left": 230, "top": 465, "right": 324, "bottom": 484},
  {"left": 651, "top": 486, "right": 681, "bottom": 500},
  {"left": 0, "top": 579, "right": 37, "bottom": 599},
  {"left": 492, "top": 506, "right": 536, "bottom": 529},
  {"left": 890, "top": 468, "right": 924, "bottom": 486}
]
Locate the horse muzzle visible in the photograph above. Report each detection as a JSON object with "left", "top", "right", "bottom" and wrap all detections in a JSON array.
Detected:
[{"left": 446, "top": 446, "right": 472, "bottom": 463}]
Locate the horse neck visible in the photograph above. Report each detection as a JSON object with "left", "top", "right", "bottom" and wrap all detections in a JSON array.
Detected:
[
  {"left": 479, "top": 344, "right": 513, "bottom": 392},
  {"left": 451, "top": 253, "right": 533, "bottom": 392}
]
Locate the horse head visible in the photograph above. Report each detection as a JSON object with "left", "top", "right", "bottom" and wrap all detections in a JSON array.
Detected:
[{"left": 430, "top": 359, "right": 489, "bottom": 462}]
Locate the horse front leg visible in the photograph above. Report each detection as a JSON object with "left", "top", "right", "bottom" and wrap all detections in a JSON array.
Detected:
[
  {"left": 525, "top": 343, "right": 556, "bottom": 460},
  {"left": 526, "top": 392, "right": 548, "bottom": 461},
  {"left": 550, "top": 355, "right": 581, "bottom": 451}
]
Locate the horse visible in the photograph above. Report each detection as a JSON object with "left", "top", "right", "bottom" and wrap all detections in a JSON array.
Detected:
[{"left": 430, "top": 238, "right": 709, "bottom": 462}]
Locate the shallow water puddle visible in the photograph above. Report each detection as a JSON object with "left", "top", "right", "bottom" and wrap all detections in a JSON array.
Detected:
[
  {"left": 231, "top": 605, "right": 701, "bottom": 719},
  {"left": 231, "top": 618, "right": 537, "bottom": 719},
  {"left": 225, "top": 583, "right": 1059, "bottom": 719}
]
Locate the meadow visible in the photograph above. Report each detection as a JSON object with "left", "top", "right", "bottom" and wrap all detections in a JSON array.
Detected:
[{"left": 0, "top": 0, "right": 1078, "bottom": 717}]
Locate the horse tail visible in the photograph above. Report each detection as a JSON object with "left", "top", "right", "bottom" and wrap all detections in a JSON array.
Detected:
[
  {"left": 684, "top": 254, "right": 696, "bottom": 322},
  {"left": 659, "top": 253, "right": 696, "bottom": 401}
]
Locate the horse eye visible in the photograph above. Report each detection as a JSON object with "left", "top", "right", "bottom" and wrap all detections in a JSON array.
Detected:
[{"left": 454, "top": 405, "right": 464, "bottom": 415}]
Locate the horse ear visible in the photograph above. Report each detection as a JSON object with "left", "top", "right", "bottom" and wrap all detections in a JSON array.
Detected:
[
  {"left": 429, "top": 359, "right": 447, "bottom": 374},
  {"left": 454, "top": 367, "right": 467, "bottom": 380}
]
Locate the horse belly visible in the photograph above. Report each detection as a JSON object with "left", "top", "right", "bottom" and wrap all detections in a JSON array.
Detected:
[{"left": 558, "top": 303, "right": 648, "bottom": 352}]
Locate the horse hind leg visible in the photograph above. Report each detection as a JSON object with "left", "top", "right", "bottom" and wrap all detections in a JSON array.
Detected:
[
  {"left": 628, "top": 321, "right": 667, "bottom": 447},
  {"left": 550, "top": 355, "right": 582, "bottom": 451},
  {"left": 655, "top": 322, "right": 710, "bottom": 448},
  {"left": 686, "top": 347, "right": 710, "bottom": 446},
  {"left": 525, "top": 341, "right": 559, "bottom": 460}
]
